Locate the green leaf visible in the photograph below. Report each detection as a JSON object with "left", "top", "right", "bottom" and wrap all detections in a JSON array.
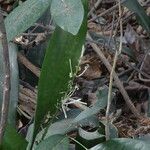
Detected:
[
  {"left": 4, "top": 0, "right": 51, "bottom": 42},
  {"left": 30, "top": 110, "right": 98, "bottom": 148},
  {"left": 90, "top": 138, "right": 150, "bottom": 150},
  {"left": 8, "top": 43, "right": 19, "bottom": 126},
  {"left": 108, "top": 123, "right": 118, "bottom": 139},
  {"left": 32, "top": 114, "right": 98, "bottom": 146},
  {"left": 138, "top": 134, "right": 150, "bottom": 142},
  {"left": 53, "top": 109, "right": 99, "bottom": 126},
  {"left": 51, "top": 0, "right": 84, "bottom": 35},
  {"left": 32, "top": 119, "right": 75, "bottom": 146},
  {"left": 0, "top": 42, "right": 19, "bottom": 126},
  {"left": 29, "top": 0, "right": 88, "bottom": 148},
  {"left": 35, "top": 134, "right": 69, "bottom": 150},
  {"left": 101, "top": 121, "right": 118, "bottom": 139},
  {"left": 78, "top": 128, "right": 105, "bottom": 141},
  {"left": 73, "top": 87, "right": 108, "bottom": 123},
  {"left": 76, "top": 128, "right": 105, "bottom": 150},
  {"left": 123, "top": 0, "right": 150, "bottom": 33},
  {"left": 44, "top": 115, "right": 99, "bottom": 139},
  {"left": 2, "top": 125, "right": 28, "bottom": 150},
  {"left": 45, "top": 119, "right": 78, "bottom": 139}
]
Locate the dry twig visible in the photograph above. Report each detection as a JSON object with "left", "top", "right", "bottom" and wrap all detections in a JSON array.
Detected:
[
  {"left": 105, "top": 0, "right": 123, "bottom": 140},
  {"left": 88, "top": 0, "right": 103, "bottom": 17},
  {"left": 87, "top": 33, "right": 141, "bottom": 119},
  {"left": 18, "top": 52, "right": 41, "bottom": 78},
  {"left": 88, "top": 3, "right": 119, "bottom": 22}
]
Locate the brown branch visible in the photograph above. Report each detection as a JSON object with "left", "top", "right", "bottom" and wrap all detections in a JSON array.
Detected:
[
  {"left": 18, "top": 52, "right": 41, "bottom": 78},
  {"left": 87, "top": 33, "right": 142, "bottom": 119},
  {"left": 88, "top": 0, "right": 103, "bottom": 17},
  {"left": 106, "top": 0, "right": 123, "bottom": 140},
  {"left": 0, "top": 11, "right": 11, "bottom": 144},
  {"left": 88, "top": 3, "right": 119, "bottom": 22}
]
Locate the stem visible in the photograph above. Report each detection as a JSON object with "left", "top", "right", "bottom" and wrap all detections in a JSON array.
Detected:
[
  {"left": 105, "top": 0, "right": 123, "bottom": 140},
  {"left": 88, "top": 0, "right": 103, "bottom": 17},
  {"left": 69, "top": 137, "right": 88, "bottom": 150},
  {"left": 105, "top": 50, "right": 118, "bottom": 140},
  {"left": 87, "top": 32, "right": 141, "bottom": 118},
  {"left": 0, "top": 11, "right": 11, "bottom": 144}
]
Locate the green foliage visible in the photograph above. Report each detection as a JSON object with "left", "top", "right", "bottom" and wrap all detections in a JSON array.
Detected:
[
  {"left": 8, "top": 43, "right": 19, "bottom": 126},
  {"left": 35, "top": 134, "right": 69, "bottom": 150},
  {"left": 123, "top": 0, "right": 150, "bottom": 33},
  {"left": 5, "top": 0, "right": 51, "bottom": 41},
  {"left": 31, "top": 0, "right": 88, "bottom": 148},
  {"left": 2, "top": 0, "right": 52, "bottom": 127},
  {"left": 108, "top": 123, "right": 118, "bottom": 139},
  {"left": 31, "top": 86, "right": 107, "bottom": 148},
  {"left": 51, "top": 0, "right": 84, "bottom": 35},
  {"left": 2, "top": 125, "right": 27, "bottom": 150},
  {"left": 73, "top": 88, "right": 108, "bottom": 123},
  {"left": 28, "top": 110, "right": 99, "bottom": 148},
  {"left": 90, "top": 138, "right": 150, "bottom": 150},
  {"left": 44, "top": 115, "right": 99, "bottom": 139},
  {"left": 0, "top": 43, "right": 18, "bottom": 127},
  {"left": 76, "top": 128, "right": 105, "bottom": 149},
  {"left": 1, "top": 0, "right": 150, "bottom": 149}
]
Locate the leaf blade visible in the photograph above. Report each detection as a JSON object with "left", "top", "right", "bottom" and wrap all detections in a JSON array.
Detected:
[
  {"left": 8, "top": 43, "right": 19, "bottom": 126},
  {"left": 35, "top": 134, "right": 69, "bottom": 150},
  {"left": 90, "top": 138, "right": 150, "bottom": 150},
  {"left": 73, "top": 87, "right": 108, "bottom": 123},
  {"left": 51, "top": 0, "right": 84, "bottom": 35},
  {"left": 29, "top": 0, "right": 88, "bottom": 148},
  {"left": 123, "top": 0, "right": 150, "bottom": 33},
  {"left": 0, "top": 42, "right": 19, "bottom": 126},
  {"left": 5, "top": 0, "right": 51, "bottom": 41},
  {"left": 2, "top": 125, "right": 28, "bottom": 150}
]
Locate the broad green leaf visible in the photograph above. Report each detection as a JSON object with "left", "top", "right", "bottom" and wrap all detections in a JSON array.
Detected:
[
  {"left": 8, "top": 43, "right": 19, "bottom": 126},
  {"left": 44, "top": 115, "right": 99, "bottom": 139},
  {"left": 90, "top": 138, "right": 150, "bottom": 150},
  {"left": 53, "top": 109, "right": 99, "bottom": 125},
  {"left": 26, "top": 124, "right": 34, "bottom": 143},
  {"left": 51, "top": 0, "right": 84, "bottom": 35},
  {"left": 76, "top": 128, "right": 105, "bottom": 150},
  {"left": 54, "top": 109, "right": 84, "bottom": 121},
  {"left": 2, "top": 125, "right": 28, "bottom": 150},
  {"left": 31, "top": 113, "right": 98, "bottom": 145},
  {"left": 4, "top": 0, "right": 51, "bottom": 42},
  {"left": 0, "top": 42, "right": 18, "bottom": 126},
  {"left": 45, "top": 119, "right": 78, "bottom": 139},
  {"left": 123, "top": 0, "right": 150, "bottom": 33},
  {"left": 138, "top": 134, "right": 150, "bottom": 142},
  {"left": 73, "top": 87, "right": 108, "bottom": 123},
  {"left": 29, "top": 0, "right": 88, "bottom": 148},
  {"left": 35, "top": 134, "right": 69, "bottom": 150},
  {"left": 30, "top": 110, "right": 98, "bottom": 148},
  {"left": 34, "top": 119, "right": 77, "bottom": 145}
]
